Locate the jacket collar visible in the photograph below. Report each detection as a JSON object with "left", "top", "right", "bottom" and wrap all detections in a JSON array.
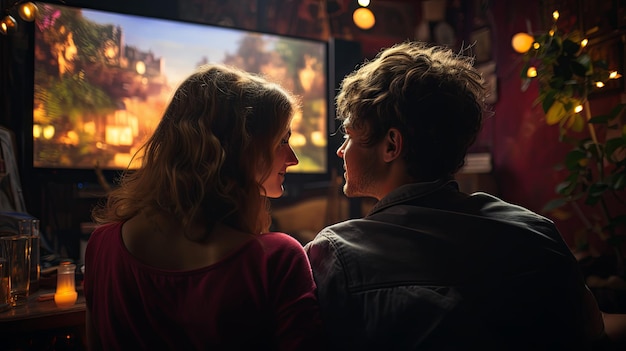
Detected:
[{"left": 368, "top": 178, "right": 458, "bottom": 216}]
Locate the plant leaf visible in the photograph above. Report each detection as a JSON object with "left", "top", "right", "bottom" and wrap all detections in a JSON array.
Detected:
[
  {"left": 563, "top": 39, "right": 581, "bottom": 55},
  {"left": 576, "top": 53, "right": 592, "bottom": 73},
  {"left": 605, "top": 137, "right": 626, "bottom": 160},
  {"left": 555, "top": 180, "right": 573, "bottom": 195},
  {"left": 608, "top": 215, "right": 626, "bottom": 229},
  {"left": 546, "top": 100, "right": 568, "bottom": 125},
  {"left": 542, "top": 90, "right": 557, "bottom": 113},
  {"left": 609, "top": 104, "right": 626, "bottom": 121},
  {"left": 589, "top": 182, "right": 609, "bottom": 197},
  {"left": 564, "top": 149, "right": 587, "bottom": 170},
  {"left": 612, "top": 173, "right": 626, "bottom": 190},
  {"left": 588, "top": 115, "right": 610, "bottom": 124},
  {"left": 570, "top": 60, "right": 587, "bottom": 77},
  {"left": 567, "top": 113, "right": 585, "bottom": 132},
  {"left": 543, "top": 197, "right": 568, "bottom": 211}
]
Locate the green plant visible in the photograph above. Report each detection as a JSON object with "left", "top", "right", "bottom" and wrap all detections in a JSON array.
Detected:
[{"left": 517, "top": 10, "right": 626, "bottom": 264}]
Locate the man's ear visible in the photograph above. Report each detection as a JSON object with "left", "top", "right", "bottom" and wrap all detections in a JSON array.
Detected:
[{"left": 382, "top": 128, "right": 403, "bottom": 163}]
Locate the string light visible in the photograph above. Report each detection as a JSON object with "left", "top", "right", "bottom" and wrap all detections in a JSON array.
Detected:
[
  {"left": 512, "top": 8, "right": 622, "bottom": 93},
  {"left": 1, "top": 1, "right": 38, "bottom": 35},
  {"left": 580, "top": 38, "right": 588, "bottom": 48}
]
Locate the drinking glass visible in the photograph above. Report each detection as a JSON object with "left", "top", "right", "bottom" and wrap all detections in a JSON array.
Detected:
[
  {"left": 18, "top": 219, "right": 40, "bottom": 293},
  {"left": 0, "top": 235, "right": 31, "bottom": 307}
]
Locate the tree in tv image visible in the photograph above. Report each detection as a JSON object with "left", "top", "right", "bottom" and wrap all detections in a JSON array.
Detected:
[{"left": 32, "top": 2, "right": 327, "bottom": 173}]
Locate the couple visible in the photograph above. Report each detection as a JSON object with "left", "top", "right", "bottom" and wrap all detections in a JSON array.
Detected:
[{"left": 84, "top": 41, "right": 606, "bottom": 350}]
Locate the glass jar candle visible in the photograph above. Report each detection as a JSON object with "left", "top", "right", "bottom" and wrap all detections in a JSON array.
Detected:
[{"left": 54, "top": 262, "right": 77, "bottom": 308}]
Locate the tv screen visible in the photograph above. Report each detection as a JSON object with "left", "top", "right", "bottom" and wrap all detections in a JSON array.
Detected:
[{"left": 32, "top": 2, "right": 328, "bottom": 174}]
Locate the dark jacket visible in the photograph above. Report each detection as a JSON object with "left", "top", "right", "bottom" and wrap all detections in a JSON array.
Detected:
[{"left": 305, "top": 179, "right": 592, "bottom": 350}]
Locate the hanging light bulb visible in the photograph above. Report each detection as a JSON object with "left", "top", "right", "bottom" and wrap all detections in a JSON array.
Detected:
[
  {"left": 18, "top": 2, "right": 38, "bottom": 22},
  {"left": 353, "top": 7, "right": 375, "bottom": 30},
  {"left": 511, "top": 33, "right": 534, "bottom": 53},
  {"left": 0, "top": 15, "right": 17, "bottom": 35}
]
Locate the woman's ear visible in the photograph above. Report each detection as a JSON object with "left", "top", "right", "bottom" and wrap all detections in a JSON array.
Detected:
[{"left": 382, "top": 128, "right": 403, "bottom": 163}]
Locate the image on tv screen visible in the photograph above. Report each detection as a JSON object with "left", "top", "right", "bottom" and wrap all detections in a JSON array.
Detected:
[{"left": 33, "top": 2, "right": 328, "bottom": 173}]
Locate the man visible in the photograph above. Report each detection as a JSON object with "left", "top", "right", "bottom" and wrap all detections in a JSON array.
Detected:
[{"left": 304, "top": 41, "right": 606, "bottom": 350}]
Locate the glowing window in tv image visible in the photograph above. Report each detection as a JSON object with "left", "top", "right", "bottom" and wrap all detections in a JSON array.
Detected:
[{"left": 33, "top": 2, "right": 328, "bottom": 173}]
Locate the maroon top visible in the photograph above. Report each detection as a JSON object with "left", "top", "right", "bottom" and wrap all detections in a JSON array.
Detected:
[{"left": 84, "top": 222, "right": 323, "bottom": 350}]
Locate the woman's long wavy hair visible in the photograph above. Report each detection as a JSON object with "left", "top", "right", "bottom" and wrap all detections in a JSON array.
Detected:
[{"left": 91, "top": 64, "right": 297, "bottom": 241}]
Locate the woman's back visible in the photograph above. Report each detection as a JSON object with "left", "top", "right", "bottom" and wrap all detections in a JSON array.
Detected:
[
  {"left": 84, "top": 221, "right": 322, "bottom": 350},
  {"left": 84, "top": 64, "right": 322, "bottom": 349}
]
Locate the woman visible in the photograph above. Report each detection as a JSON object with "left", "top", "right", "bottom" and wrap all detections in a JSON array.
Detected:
[{"left": 84, "top": 64, "right": 323, "bottom": 350}]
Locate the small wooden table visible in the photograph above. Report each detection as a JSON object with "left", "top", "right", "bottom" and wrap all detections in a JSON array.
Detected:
[{"left": 0, "top": 288, "right": 86, "bottom": 349}]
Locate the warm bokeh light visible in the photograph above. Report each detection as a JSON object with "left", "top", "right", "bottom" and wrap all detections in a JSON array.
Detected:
[
  {"left": 105, "top": 47, "right": 117, "bottom": 59},
  {"left": 105, "top": 126, "right": 133, "bottom": 146},
  {"left": 353, "top": 7, "right": 375, "bottom": 30},
  {"left": 580, "top": 38, "right": 588, "bottom": 48},
  {"left": 533, "top": 42, "right": 541, "bottom": 50},
  {"left": 42, "top": 125, "right": 55, "bottom": 140},
  {"left": 574, "top": 105, "right": 583, "bottom": 113},
  {"left": 135, "top": 61, "right": 146, "bottom": 75},
  {"left": 0, "top": 15, "right": 16, "bottom": 35},
  {"left": 511, "top": 33, "right": 534, "bottom": 53},
  {"left": 358, "top": 0, "right": 370, "bottom": 7},
  {"left": 84, "top": 121, "right": 96, "bottom": 135},
  {"left": 33, "top": 124, "right": 42, "bottom": 139},
  {"left": 552, "top": 10, "right": 560, "bottom": 21},
  {"left": 610, "top": 71, "right": 622, "bottom": 79},
  {"left": 310, "top": 131, "right": 327, "bottom": 147},
  {"left": 527, "top": 66, "right": 538, "bottom": 78},
  {"left": 290, "top": 132, "right": 307, "bottom": 147},
  {"left": 18, "top": 2, "right": 38, "bottom": 22},
  {"left": 596, "top": 81, "right": 605, "bottom": 88}
]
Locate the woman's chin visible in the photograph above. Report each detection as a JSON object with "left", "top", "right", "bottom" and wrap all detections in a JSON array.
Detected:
[{"left": 265, "top": 185, "right": 285, "bottom": 199}]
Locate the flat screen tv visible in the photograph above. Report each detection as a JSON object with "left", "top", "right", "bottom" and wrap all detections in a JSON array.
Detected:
[{"left": 31, "top": 2, "right": 329, "bottom": 177}]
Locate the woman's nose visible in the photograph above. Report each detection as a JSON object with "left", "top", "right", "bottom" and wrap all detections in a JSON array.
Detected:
[{"left": 287, "top": 146, "right": 299, "bottom": 166}]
